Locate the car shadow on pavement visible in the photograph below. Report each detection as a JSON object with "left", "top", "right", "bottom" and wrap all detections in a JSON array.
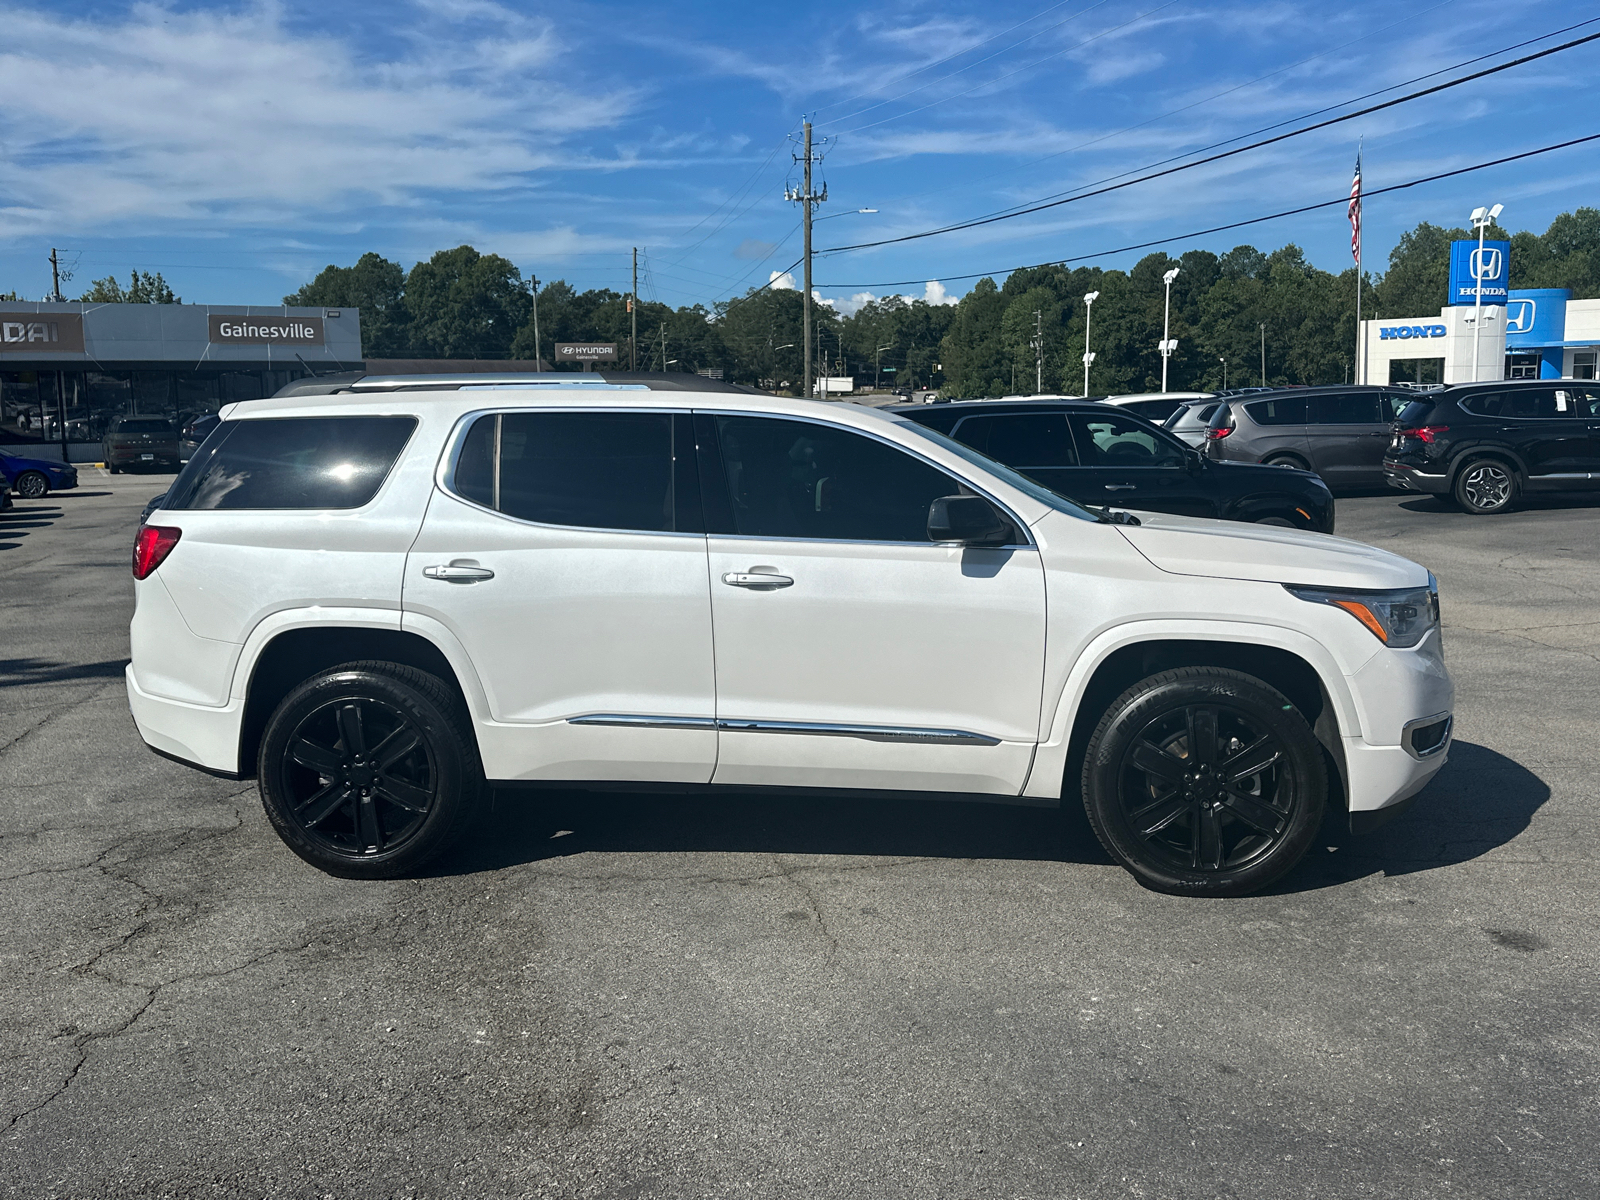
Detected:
[
  {"left": 0, "top": 502, "right": 64, "bottom": 550},
  {"left": 1272, "top": 740, "right": 1549, "bottom": 892},
  {"left": 432, "top": 787, "right": 1112, "bottom": 877},
  {"left": 0, "top": 657, "right": 131, "bottom": 685},
  {"left": 1398, "top": 493, "right": 1600, "bottom": 515}
]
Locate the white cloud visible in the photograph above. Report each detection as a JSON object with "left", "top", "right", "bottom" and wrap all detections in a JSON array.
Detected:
[
  {"left": 769, "top": 270, "right": 797, "bottom": 290},
  {"left": 923, "top": 280, "right": 958, "bottom": 306},
  {"left": 0, "top": 2, "right": 638, "bottom": 241},
  {"left": 823, "top": 280, "right": 961, "bottom": 315}
]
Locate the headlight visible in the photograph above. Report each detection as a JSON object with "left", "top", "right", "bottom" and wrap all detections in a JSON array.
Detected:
[{"left": 1285, "top": 573, "right": 1439, "bottom": 648}]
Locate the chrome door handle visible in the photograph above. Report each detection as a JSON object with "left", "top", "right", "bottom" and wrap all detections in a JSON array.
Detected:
[
  {"left": 1103, "top": 483, "right": 1137, "bottom": 491},
  {"left": 722, "top": 572, "right": 793, "bottom": 589},
  {"left": 423, "top": 564, "right": 495, "bottom": 582}
]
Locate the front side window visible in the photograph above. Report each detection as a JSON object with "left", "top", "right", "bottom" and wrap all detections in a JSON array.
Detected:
[
  {"left": 950, "top": 413, "right": 1078, "bottom": 468},
  {"left": 712, "top": 415, "right": 974, "bottom": 542},
  {"left": 1066, "top": 412, "right": 1186, "bottom": 468},
  {"left": 1246, "top": 397, "right": 1309, "bottom": 426},
  {"left": 164, "top": 416, "right": 416, "bottom": 510},
  {"left": 450, "top": 411, "right": 696, "bottom": 533},
  {"left": 1309, "top": 393, "right": 1381, "bottom": 424}
]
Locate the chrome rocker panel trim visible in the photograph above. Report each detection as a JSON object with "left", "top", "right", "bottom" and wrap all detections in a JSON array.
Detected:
[{"left": 568, "top": 714, "right": 1002, "bottom": 746}]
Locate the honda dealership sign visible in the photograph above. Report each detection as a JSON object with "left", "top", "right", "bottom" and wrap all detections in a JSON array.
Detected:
[{"left": 1448, "top": 239, "right": 1509, "bottom": 305}]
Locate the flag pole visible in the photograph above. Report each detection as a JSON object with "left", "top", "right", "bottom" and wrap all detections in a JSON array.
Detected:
[{"left": 1353, "top": 140, "right": 1365, "bottom": 386}]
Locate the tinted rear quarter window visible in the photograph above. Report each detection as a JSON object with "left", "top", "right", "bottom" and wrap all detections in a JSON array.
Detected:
[
  {"left": 1309, "top": 393, "right": 1381, "bottom": 424},
  {"left": 1245, "top": 397, "right": 1309, "bottom": 426},
  {"left": 1465, "top": 389, "right": 1566, "bottom": 419},
  {"left": 951, "top": 413, "right": 1077, "bottom": 467},
  {"left": 164, "top": 416, "right": 416, "bottom": 510}
]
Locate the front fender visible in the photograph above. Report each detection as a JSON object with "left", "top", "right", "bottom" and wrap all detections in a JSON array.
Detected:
[{"left": 1021, "top": 618, "right": 1361, "bottom": 800}]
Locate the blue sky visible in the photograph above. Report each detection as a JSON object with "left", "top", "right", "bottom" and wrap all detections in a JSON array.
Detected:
[{"left": 2, "top": 1, "right": 1596, "bottom": 314}]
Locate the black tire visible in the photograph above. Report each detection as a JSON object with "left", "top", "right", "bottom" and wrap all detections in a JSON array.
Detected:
[
  {"left": 1261, "top": 454, "right": 1308, "bottom": 471},
  {"left": 1453, "top": 457, "right": 1518, "bottom": 515},
  {"left": 258, "top": 661, "right": 485, "bottom": 879},
  {"left": 15, "top": 471, "right": 49, "bottom": 499},
  {"left": 107, "top": 462, "right": 120, "bottom": 474},
  {"left": 1081, "top": 667, "right": 1326, "bottom": 897}
]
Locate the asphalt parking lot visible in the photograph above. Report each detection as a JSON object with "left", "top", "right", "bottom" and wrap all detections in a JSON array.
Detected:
[{"left": 3, "top": 473, "right": 1596, "bottom": 1200}]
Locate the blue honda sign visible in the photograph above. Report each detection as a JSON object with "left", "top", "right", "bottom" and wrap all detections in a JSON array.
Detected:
[{"left": 1449, "top": 239, "right": 1509, "bottom": 305}]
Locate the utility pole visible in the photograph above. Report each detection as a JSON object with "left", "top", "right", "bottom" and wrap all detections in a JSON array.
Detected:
[
  {"left": 1033, "top": 309, "right": 1043, "bottom": 394},
  {"left": 529, "top": 275, "right": 542, "bottom": 369},
  {"left": 785, "top": 121, "right": 827, "bottom": 399},
  {"left": 49, "top": 248, "right": 64, "bottom": 302},
  {"left": 631, "top": 248, "right": 638, "bottom": 371}
]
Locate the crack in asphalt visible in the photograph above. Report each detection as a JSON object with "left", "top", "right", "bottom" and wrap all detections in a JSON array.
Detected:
[{"left": 0, "top": 679, "right": 123, "bottom": 761}]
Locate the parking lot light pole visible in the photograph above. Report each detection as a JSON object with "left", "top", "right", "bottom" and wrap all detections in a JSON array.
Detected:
[
  {"left": 1082, "top": 290, "right": 1099, "bottom": 396},
  {"left": 1159, "top": 268, "right": 1180, "bottom": 393},
  {"left": 1220, "top": 356, "right": 1227, "bottom": 390},
  {"left": 875, "top": 343, "right": 893, "bottom": 390},
  {"left": 1470, "top": 203, "right": 1504, "bottom": 382}
]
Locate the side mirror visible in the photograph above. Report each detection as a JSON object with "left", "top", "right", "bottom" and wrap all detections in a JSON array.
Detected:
[{"left": 928, "top": 495, "right": 1011, "bottom": 545}]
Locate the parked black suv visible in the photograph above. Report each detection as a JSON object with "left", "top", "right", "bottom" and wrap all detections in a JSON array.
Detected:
[
  {"left": 1383, "top": 380, "right": 1600, "bottom": 514},
  {"left": 891, "top": 399, "right": 1335, "bottom": 531}
]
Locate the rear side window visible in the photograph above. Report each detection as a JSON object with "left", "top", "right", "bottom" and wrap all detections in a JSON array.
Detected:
[
  {"left": 448, "top": 411, "right": 699, "bottom": 533},
  {"left": 164, "top": 416, "right": 416, "bottom": 510},
  {"left": 951, "top": 413, "right": 1078, "bottom": 467},
  {"left": 1462, "top": 389, "right": 1567, "bottom": 419},
  {"left": 1067, "top": 412, "right": 1186, "bottom": 467},
  {"left": 1245, "top": 397, "right": 1308, "bottom": 425},
  {"left": 1308, "top": 393, "right": 1380, "bottom": 424}
]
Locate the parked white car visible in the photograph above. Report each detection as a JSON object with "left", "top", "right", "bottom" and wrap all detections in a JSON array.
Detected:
[{"left": 127, "top": 375, "right": 1453, "bottom": 896}]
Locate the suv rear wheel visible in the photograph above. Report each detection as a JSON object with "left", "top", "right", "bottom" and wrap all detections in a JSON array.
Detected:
[
  {"left": 1080, "top": 667, "right": 1326, "bottom": 897},
  {"left": 1261, "top": 453, "right": 1308, "bottom": 471},
  {"left": 258, "top": 661, "right": 485, "bottom": 878},
  {"left": 1454, "top": 457, "right": 1518, "bottom": 515}
]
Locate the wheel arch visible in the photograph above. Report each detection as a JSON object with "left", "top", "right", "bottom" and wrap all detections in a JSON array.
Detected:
[
  {"left": 238, "top": 626, "right": 472, "bottom": 779},
  {"left": 1447, "top": 442, "right": 1526, "bottom": 483},
  {"left": 1026, "top": 628, "right": 1354, "bottom": 811}
]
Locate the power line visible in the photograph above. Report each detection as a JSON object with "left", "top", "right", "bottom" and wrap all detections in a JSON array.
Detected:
[
  {"left": 820, "top": 27, "right": 1600, "bottom": 256},
  {"left": 812, "top": 132, "right": 1600, "bottom": 289}
]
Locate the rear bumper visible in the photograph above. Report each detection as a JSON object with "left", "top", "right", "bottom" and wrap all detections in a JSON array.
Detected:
[
  {"left": 126, "top": 664, "right": 245, "bottom": 777},
  {"left": 1383, "top": 461, "right": 1450, "bottom": 494},
  {"left": 106, "top": 449, "right": 180, "bottom": 466}
]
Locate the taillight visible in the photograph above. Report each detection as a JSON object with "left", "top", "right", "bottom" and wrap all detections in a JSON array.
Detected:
[
  {"left": 1206, "top": 426, "right": 1233, "bottom": 440},
  {"left": 133, "top": 525, "right": 181, "bottom": 580},
  {"left": 1412, "top": 425, "right": 1449, "bottom": 443}
]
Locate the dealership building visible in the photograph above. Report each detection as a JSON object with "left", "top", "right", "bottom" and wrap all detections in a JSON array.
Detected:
[
  {"left": 1357, "top": 239, "right": 1600, "bottom": 385},
  {"left": 0, "top": 301, "right": 363, "bottom": 460}
]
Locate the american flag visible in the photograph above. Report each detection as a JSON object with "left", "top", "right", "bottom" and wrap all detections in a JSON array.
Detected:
[{"left": 1348, "top": 150, "right": 1362, "bottom": 264}]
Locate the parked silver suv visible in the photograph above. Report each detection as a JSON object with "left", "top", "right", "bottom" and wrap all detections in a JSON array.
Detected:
[{"left": 127, "top": 374, "right": 1453, "bottom": 896}]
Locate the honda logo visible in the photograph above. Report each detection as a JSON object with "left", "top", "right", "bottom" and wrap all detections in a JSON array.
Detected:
[
  {"left": 1505, "top": 298, "right": 1536, "bottom": 334},
  {"left": 1471, "top": 247, "right": 1503, "bottom": 282}
]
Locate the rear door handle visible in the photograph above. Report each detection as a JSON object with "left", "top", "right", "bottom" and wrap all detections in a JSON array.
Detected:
[
  {"left": 1103, "top": 483, "right": 1137, "bottom": 491},
  {"left": 423, "top": 564, "right": 495, "bottom": 582},
  {"left": 722, "top": 572, "right": 793, "bottom": 588}
]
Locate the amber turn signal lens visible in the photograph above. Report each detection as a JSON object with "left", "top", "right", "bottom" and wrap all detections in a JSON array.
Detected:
[{"left": 1330, "top": 598, "right": 1389, "bottom": 643}]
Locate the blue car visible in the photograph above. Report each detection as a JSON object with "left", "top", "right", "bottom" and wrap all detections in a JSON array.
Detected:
[{"left": 0, "top": 449, "right": 80, "bottom": 499}]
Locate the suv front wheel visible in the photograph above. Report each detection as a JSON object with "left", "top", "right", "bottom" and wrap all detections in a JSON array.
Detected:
[
  {"left": 1453, "top": 457, "right": 1518, "bottom": 515},
  {"left": 258, "top": 661, "right": 485, "bottom": 878},
  {"left": 1081, "top": 667, "right": 1326, "bottom": 896}
]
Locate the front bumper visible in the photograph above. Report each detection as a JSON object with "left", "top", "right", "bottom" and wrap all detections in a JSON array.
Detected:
[{"left": 1383, "top": 461, "right": 1450, "bottom": 494}]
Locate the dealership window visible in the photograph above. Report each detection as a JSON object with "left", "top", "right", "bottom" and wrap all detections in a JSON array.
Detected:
[
  {"left": 1573, "top": 351, "right": 1597, "bottom": 381},
  {"left": 1505, "top": 353, "right": 1541, "bottom": 380},
  {"left": 1388, "top": 358, "right": 1444, "bottom": 385}
]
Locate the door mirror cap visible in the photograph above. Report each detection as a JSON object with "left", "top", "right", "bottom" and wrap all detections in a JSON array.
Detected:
[{"left": 927, "top": 495, "right": 1011, "bottom": 545}]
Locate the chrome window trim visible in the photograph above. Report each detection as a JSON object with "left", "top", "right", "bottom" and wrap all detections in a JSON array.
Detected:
[
  {"left": 1401, "top": 712, "right": 1453, "bottom": 760},
  {"left": 693, "top": 407, "right": 1038, "bottom": 549},
  {"left": 434, "top": 405, "right": 703, "bottom": 539},
  {"left": 567, "top": 714, "right": 1002, "bottom": 746}
]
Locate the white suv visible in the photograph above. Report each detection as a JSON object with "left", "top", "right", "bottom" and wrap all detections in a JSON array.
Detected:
[{"left": 127, "top": 375, "right": 1454, "bottom": 896}]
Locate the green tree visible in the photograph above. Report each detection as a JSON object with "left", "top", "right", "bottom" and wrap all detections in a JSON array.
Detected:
[
  {"left": 284, "top": 253, "right": 408, "bottom": 357},
  {"left": 405, "top": 246, "right": 531, "bottom": 359},
  {"left": 78, "top": 270, "right": 180, "bottom": 304}
]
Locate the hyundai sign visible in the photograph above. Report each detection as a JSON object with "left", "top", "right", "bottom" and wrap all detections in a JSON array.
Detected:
[{"left": 1449, "top": 239, "right": 1509, "bottom": 305}]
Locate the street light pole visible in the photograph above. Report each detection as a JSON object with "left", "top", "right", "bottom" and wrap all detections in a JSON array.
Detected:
[
  {"left": 1159, "top": 267, "right": 1180, "bottom": 393},
  {"left": 1220, "top": 357, "right": 1227, "bottom": 391},
  {"left": 1259, "top": 322, "right": 1267, "bottom": 388},
  {"left": 1470, "top": 202, "right": 1504, "bottom": 383},
  {"left": 1082, "top": 290, "right": 1099, "bottom": 396},
  {"left": 875, "top": 343, "right": 892, "bottom": 390},
  {"left": 529, "top": 275, "right": 542, "bottom": 369}
]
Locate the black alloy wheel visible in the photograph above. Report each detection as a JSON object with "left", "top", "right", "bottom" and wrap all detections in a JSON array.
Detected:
[
  {"left": 259, "top": 661, "right": 484, "bottom": 878},
  {"left": 15, "top": 471, "right": 49, "bottom": 499},
  {"left": 1454, "top": 458, "right": 1517, "bottom": 515},
  {"left": 1082, "top": 667, "right": 1325, "bottom": 896}
]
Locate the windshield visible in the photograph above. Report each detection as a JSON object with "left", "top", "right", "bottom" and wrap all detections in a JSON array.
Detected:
[{"left": 889, "top": 417, "right": 1100, "bottom": 523}]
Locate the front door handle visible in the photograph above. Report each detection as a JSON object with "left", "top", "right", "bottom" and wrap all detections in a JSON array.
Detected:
[
  {"left": 1103, "top": 483, "right": 1137, "bottom": 491},
  {"left": 423, "top": 563, "right": 495, "bottom": 582},
  {"left": 722, "top": 572, "right": 793, "bottom": 589}
]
